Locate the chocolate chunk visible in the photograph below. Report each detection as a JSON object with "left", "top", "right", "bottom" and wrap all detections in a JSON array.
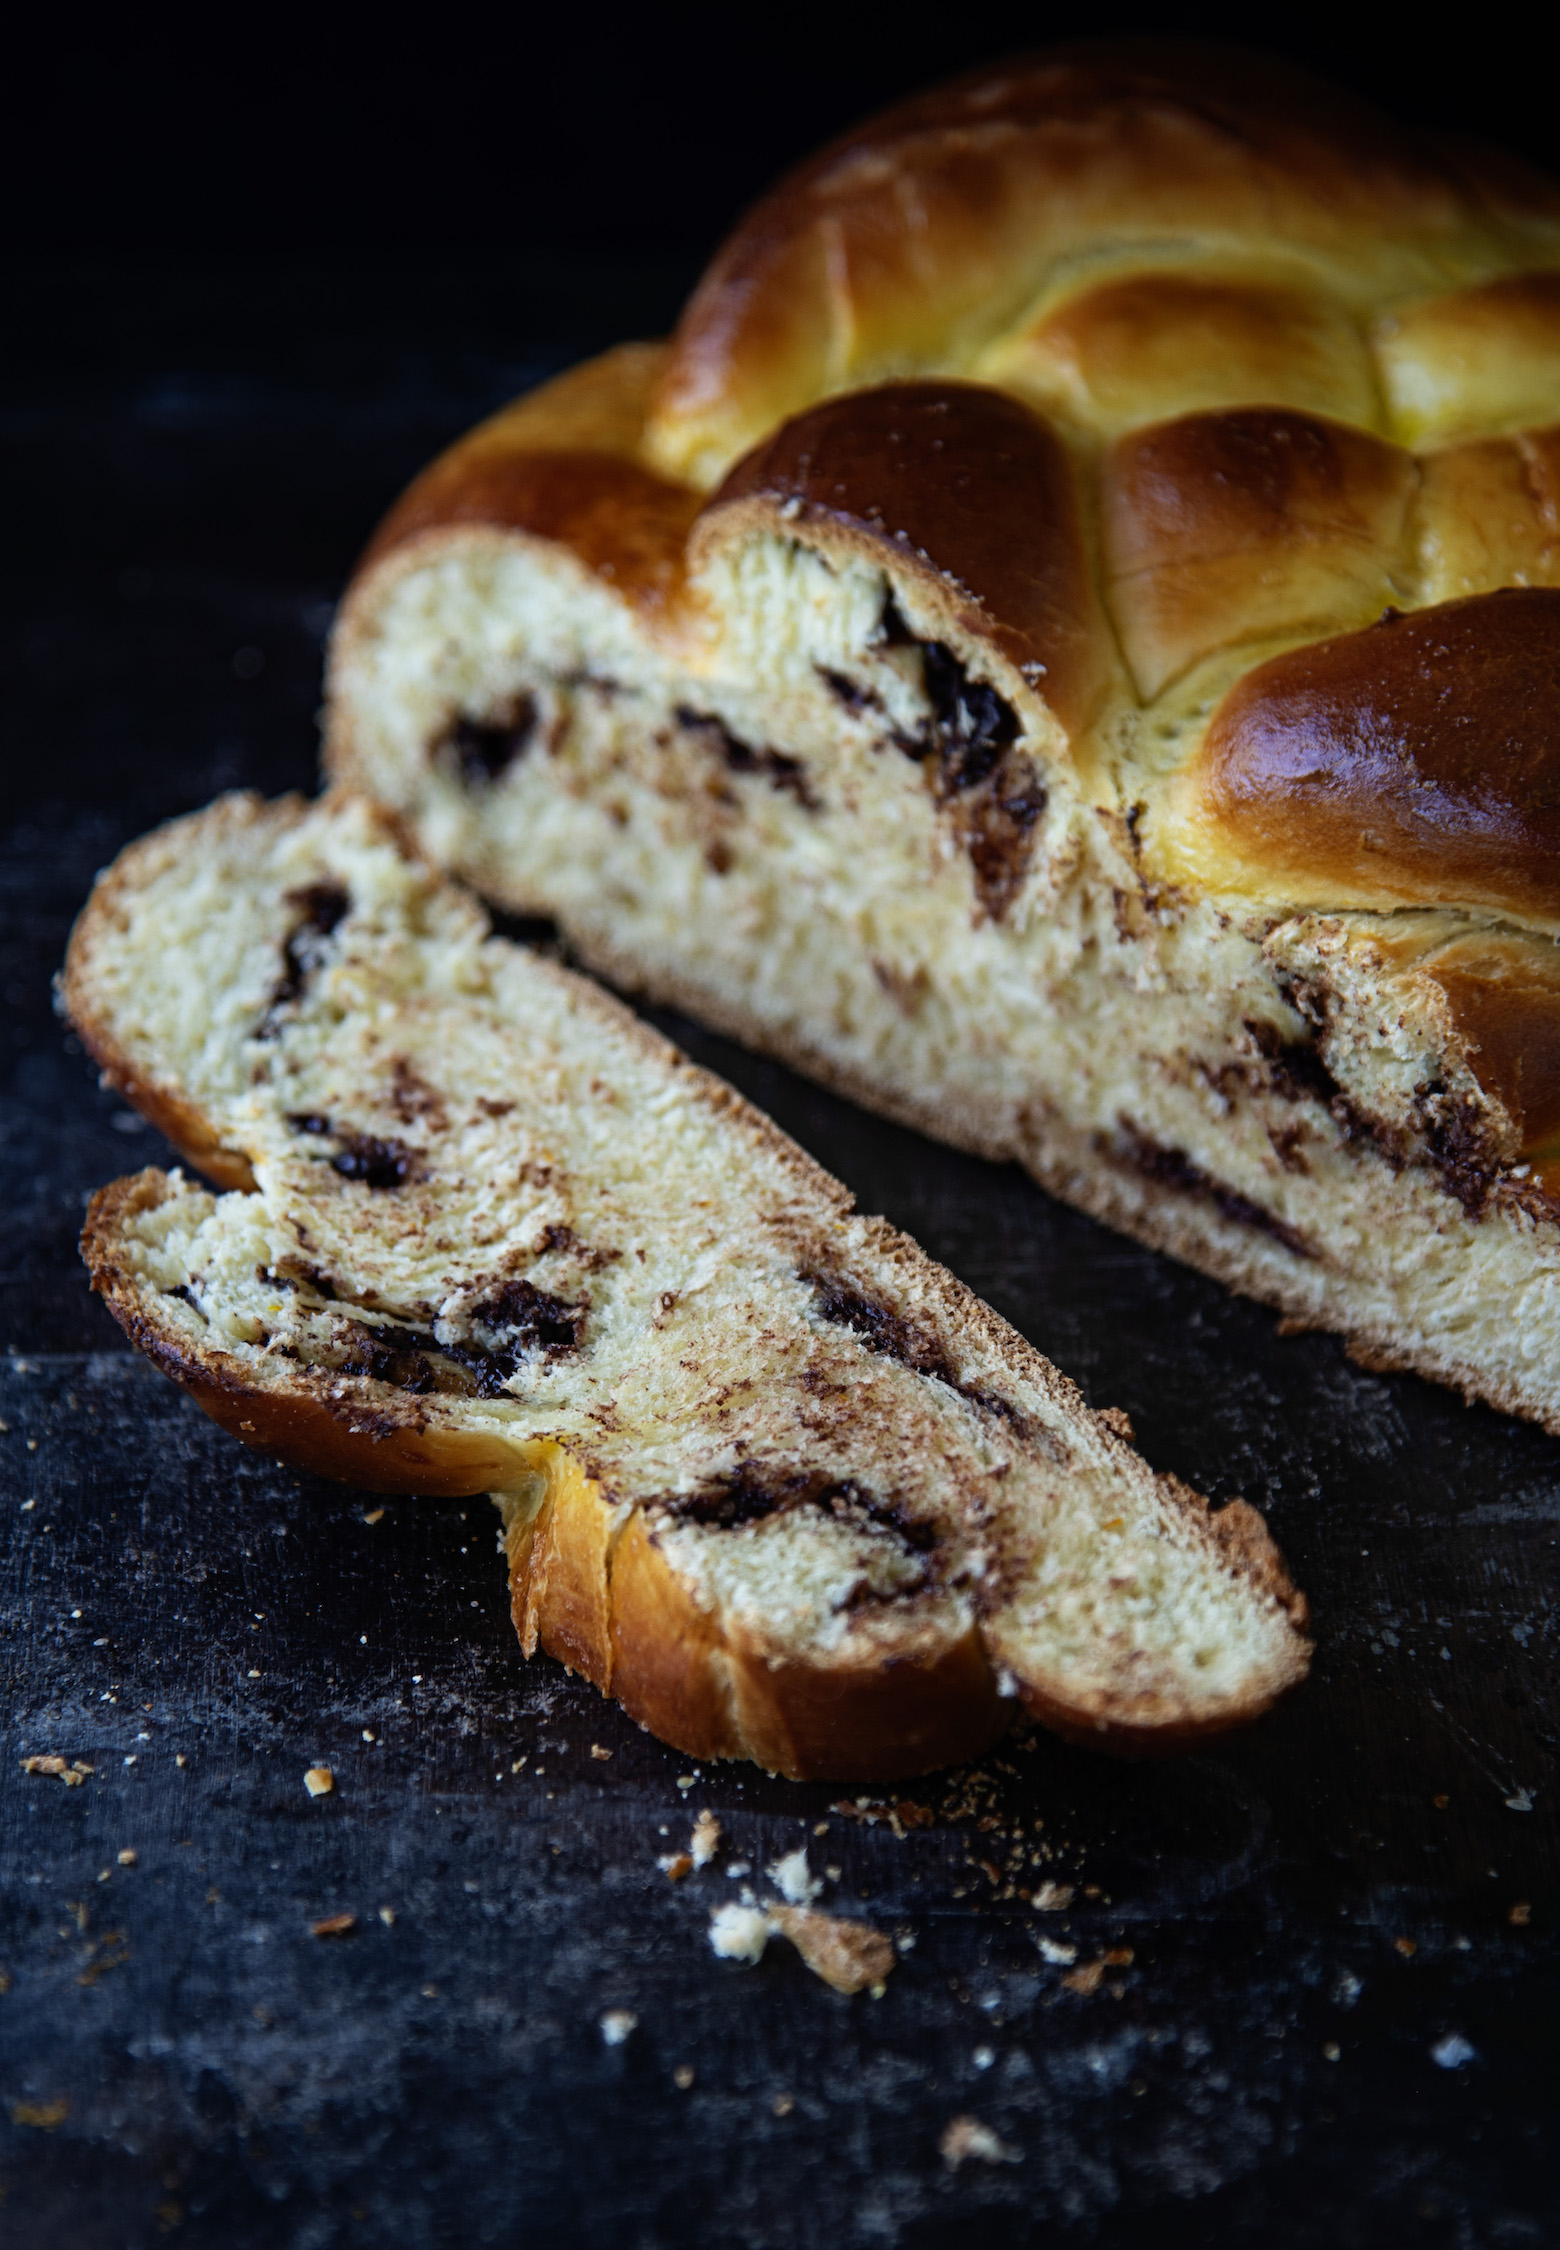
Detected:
[
  {"left": 330, "top": 1133, "right": 419, "bottom": 1190},
  {"left": 806, "top": 1274, "right": 957, "bottom": 1387},
  {"left": 1113, "top": 1121, "right": 1311, "bottom": 1256},
  {"left": 439, "top": 696, "right": 538, "bottom": 785},
  {"left": 920, "top": 642, "right": 1019, "bottom": 795}
]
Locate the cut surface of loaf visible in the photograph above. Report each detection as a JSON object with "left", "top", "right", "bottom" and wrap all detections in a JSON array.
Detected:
[
  {"left": 324, "top": 43, "right": 1560, "bottom": 1435},
  {"left": 64, "top": 792, "right": 1309, "bottom": 1778}
]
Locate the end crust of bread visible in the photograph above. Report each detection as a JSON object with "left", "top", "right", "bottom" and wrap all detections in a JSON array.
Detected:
[
  {"left": 323, "top": 47, "right": 1560, "bottom": 1437},
  {"left": 65, "top": 792, "right": 1309, "bottom": 1779}
]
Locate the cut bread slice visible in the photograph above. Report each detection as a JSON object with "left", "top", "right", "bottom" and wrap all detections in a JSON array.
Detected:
[{"left": 64, "top": 792, "right": 1309, "bottom": 1778}]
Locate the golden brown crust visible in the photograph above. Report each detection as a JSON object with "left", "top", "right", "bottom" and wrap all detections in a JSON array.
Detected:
[
  {"left": 645, "top": 42, "right": 1560, "bottom": 486},
  {"left": 1375, "top": 273, "right": 1560, "bottom": 444},
  {"left": 1181, "top": 589, "right": 1560, "bottom": 927},
  {"left": 1413, "top": 424, "right": 1560, "bottom": 604},
  {"left": 1423, "top": 941, "right": 1560, "bottom": 1152},
  {"left": 1104, "top": 409, "right": 1415, "bottom": 696},
  {"left": 993, "top": 272, "right": 1379, "bottom": 434},
  {"left": 697, "top": 380, "right": 1113, "bottom": 730}
]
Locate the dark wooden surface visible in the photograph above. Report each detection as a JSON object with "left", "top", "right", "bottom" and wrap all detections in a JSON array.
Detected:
[{"left": 1, "top": 264, "right": 1556, "bottom": 2250}]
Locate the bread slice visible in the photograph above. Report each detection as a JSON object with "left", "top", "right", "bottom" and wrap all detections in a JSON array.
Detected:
[
  {"left": 63, "top": 792, "right": 1308, "bottom": 1778},
  {"left": 324, "top": 47, "right": 1560, "bottom": 1434}
]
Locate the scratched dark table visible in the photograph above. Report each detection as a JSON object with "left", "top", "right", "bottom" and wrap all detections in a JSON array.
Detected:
[{"left": 1, "top": 261, "right": 1556, "bottom": 2250}]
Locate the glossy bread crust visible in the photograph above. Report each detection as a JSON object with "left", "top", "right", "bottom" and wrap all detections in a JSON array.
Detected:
[{"left": 1183, "top": 590, "right": 1560, "bottom": 922}]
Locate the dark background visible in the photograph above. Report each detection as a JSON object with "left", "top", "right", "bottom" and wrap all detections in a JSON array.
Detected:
[{"left": 2, "top": 8, "right": 1558, "bottom": 2247}]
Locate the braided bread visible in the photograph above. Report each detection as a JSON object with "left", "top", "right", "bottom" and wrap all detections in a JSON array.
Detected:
[
  {"left": 325, "top": 44, "right": 1560, "bottom": 1431},
  {"left": 63, "top": 793, "right": 1309, "bottom": 1776}
]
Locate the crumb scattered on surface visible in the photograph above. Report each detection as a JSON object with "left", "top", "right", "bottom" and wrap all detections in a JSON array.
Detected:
[
  {"left": 378, "top": 1906, "right": 396, "bottom": 1926},
  {"left": 117, "top": 1848, "right": 137, "bottom": 1867},
  {"left": 599, "top": 2009, "right": 638, "bottom": 2046},
  {"left": 1061, "top": 1960, "right": 1106, "bottom": 1996},
  {"left": 659, "top": 1852, "right": 694, "bottom": 1880},
  {"left": 1509, "top": 1902, "right": 1531, "bottom": 1926},
  {"left": 22, "top": 1756, "right": 93, "bottom": 1786},
  {"left": 304, "top": 1766, "right": 334, "bottom": 1798},
  {"left": 1038, "top": 1938, "right": 1077, "bottom": 1965},
  {"left": 767, "top": 1847, "right": 822, "bottom": 1906},
  {"left": 768, "top": 1905, "right": 894, "bottom": 1995},
  {"left": 940, "top": 2115, "right": 1019, "bottom": 2168},
  {"left": 673, "top": 2064, "right": 695, "bottom": 2089},
  {"left": 709, "top": 1903, "right": 771, "bottom": 1964},
  {"left": 1394, "top": 1937, "right": 1417, "bottom": 1957},
  {"left": 363, "top": 1508, "right": 384, "bottom": 1524},
  {"left": 311, "top": 1913, "right": 356, "bottom": 1939},
  {"left": 690, "top": 1810, "right": 721, "bottom": 1867},
  {"left": 1032, "top": 1882, "right": 1073, "bottom": 1911},
  {"left": 1104, "top": 1947, "right": 1134, "bottom": 1967},
  {"left": 591, "top": 1744, "right": 612, "bottom": 1761},
  {"left": 772, "top": 2093, "right": 795, "bottom": 2117}
]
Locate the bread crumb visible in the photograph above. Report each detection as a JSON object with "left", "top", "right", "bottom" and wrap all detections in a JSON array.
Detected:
[
  {"left": 1038, "top": 1938, "right": 1077, "bottom": 1965},
  {"left": 175, "top": 1754, "right": 187, "bottom": 1768},
  {"left": 690, "top": 1810, "right": 721, "bottom": 1868},
  {"left": 673, "top": 2064, "right": 695, "bottom": 2089},
  {"left": 599, "top": 2009, "right": 638, "bottom": 2046},
  {"left": 1061, "top": 1960, "right": 1105, "bottom": 1996},
  {"left": 658, "top": 1853, "right": 694, "bottom": 1880},
  {"left": 772, "top": 2093, "right": 794, "bottom": 2117},
  {"left": 304, "top": 1766, "right": 334, "bottom": 1797},
  {"left": 940, "top": 2115, "right": 1019, "bottom": 2168},
  {"left": 709, "top": 1903, "right": 771, "bottom": 1964},
  {"left": 117, "top": 1848, "right": 137, "bottom": 1867},
  {"left": 591, "top": 1744, "right": 612, "bottom": 1761},
  {"left": 22, "top": 1755, "right": 94, "bottom": 1786},
  {"left": 1032, "top": 1881, "right": 1073, "bottom": 1911},
  {"left": 363, "top": 1508, "right": 384, "bottom": 1524},
  {"left": 378, "top": 1906, "right": 396, "bottom": 1926},
  {"left": 1104, "top": 1946, "right": 1134, "bottom": 1967},
  {"left": 768, "top": 1905, "right": 895, "bottom": 1994},
  {"left": 767, "top": 1847, "right": 822, "bottom": 1906},
  {"left": 1394, "top": 1937, "right": 1417, "bottom": 1957},
  {"left": 1509, "top": 1902, "right": 1531, "bottom": 1926},
  {"left": 676, "top": 1775, "right": 696, "bottom": 1791},
  {"left": 311, "top": 1913, "right": 356, "bottom": 1938}
]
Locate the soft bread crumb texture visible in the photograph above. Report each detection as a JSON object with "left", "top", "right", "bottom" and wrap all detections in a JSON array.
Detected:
[
  {"left": 68, "top": 793, "right": 1309, "bottom": 1774},
  {"left": 323, "top": 48, "right": 1560, "bottom": 1438}
]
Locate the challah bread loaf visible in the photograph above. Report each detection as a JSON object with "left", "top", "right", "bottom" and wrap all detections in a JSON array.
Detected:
[
  {"left": 63, "top": 793, "right": 1309, "bottom": 1776},
  {"left": 324, "top": 43, "right": 1560, "bottom": 1432}
]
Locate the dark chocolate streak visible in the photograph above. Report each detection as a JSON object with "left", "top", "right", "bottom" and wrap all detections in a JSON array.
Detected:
[
  {"left": 878, "top": 597, "right": 1046, "bottom": 920},
  {"left": 661, "top": 1462, "right": 937, "bottom": 1566},
  {"left": 439, "top": 696, "right": 538, "bottom": 785},
  {"left": 675, "top": 706, "right": 819, "bottom": 810},
  {"left": 1113, "top": 1122, "right": 1312, "bottom": 1257},
  {"left": 313, "top": 1276, "right": 588, "bottom": 1401},
  {"left": 806, "top": 1273, "right": 1025, "bottom": 1429},
  {"left": 256, "top": 883, "right": 350, "bottom": 1038}
]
